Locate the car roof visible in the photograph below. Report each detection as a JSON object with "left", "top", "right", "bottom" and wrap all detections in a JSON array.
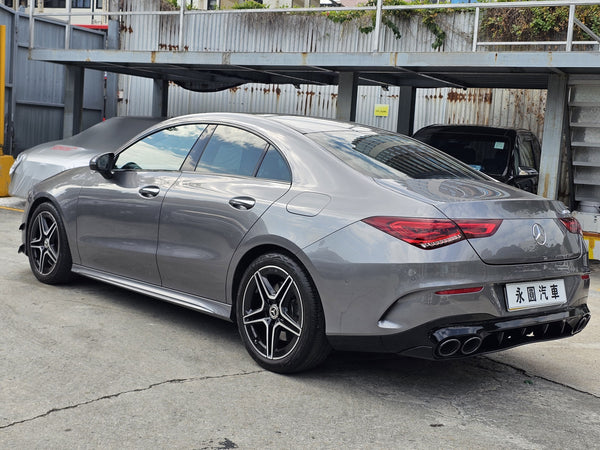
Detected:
[
  {"left": 413, "top": 124, "right": 530, "bottom": 137},
  {"left": 152, "top": 112, "right": 379, "bottom": 136},
  {"left": 262, "top": 115, "right": 368, "bottom": 134}
]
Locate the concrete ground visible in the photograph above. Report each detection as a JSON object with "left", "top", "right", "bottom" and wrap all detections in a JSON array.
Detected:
[{"left": 1, "top": 198, "right": 598, "bottom": 449}]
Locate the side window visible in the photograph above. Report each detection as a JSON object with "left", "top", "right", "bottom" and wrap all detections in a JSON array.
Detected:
[
  {"left": 196, "top": 125, "right": 268, "bottom": 176},
  {"left": 531, "top": 137, "right": 541, "bottom": 168},
  {"left": 517, "top": 136, "right": 536, "bottom": 169},
  {"left": 256, "top": 146, "right": 292, "bottom": 182},
  {"left": 115, "top": 124, "right": 206, "bottom": 171}
]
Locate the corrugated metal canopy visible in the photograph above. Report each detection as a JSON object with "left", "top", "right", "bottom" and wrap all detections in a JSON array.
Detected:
[{"left": 31, "top": 49, "right": 600, "bottom": 91}]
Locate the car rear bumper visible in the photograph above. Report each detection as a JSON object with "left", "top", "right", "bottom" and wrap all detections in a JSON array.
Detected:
[
  {"left": 304, "top": 220, "right": 590, "bottom": 337},
  {"left": 327, "top": 304, "right": 591, "bottom": 359}
]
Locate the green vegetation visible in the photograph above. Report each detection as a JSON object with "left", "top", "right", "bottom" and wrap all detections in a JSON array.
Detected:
[
  {"left": 231, "top": 1, "right": 269, "bottom": 9},
  {"left": 325, "top": 0, "right": 451, "bottom": 50},
  {"left": 479, "top": 1, "right": 600, "bottom": 42},
  {"left": 324, "top": 0, "right": 600, "bottom": 51},
  {"left": 162, "top": 0, "right": 600, "bottom": 48},
  {"left": 161, "top": 0, "right": 197, "bottom": 10}
]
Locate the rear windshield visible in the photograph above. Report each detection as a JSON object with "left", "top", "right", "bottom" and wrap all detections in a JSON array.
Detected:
[
  {"left": 419, "top": 132, "right": 511, "bottom": 175},
  {"left": 307, "top": 130, "right": 489, "bottom": 181}
]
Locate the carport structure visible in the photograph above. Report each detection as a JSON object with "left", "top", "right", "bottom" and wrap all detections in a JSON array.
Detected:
[{"left": 24, "top": 0, "right": 600, "bottom": 250}]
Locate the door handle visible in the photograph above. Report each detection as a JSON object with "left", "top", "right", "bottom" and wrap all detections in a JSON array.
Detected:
[
  {"left": 139, "top": 185, "right": 160, "bottom": 198},
  {"left": 229, "top": 196, "right": 256, "bottom": 210}
]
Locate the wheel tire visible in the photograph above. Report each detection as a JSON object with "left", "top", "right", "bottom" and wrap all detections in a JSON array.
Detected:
[
  {"left": 236, "top": 253, "right": 331, "bottom": 373},
  {"left": 26, "top": 202, "right": 73, "bottom": 284}
]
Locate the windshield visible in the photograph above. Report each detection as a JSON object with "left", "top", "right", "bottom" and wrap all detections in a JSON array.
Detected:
[
  {"left": 307, "top": 130, "right": 490, "bottom": 181},
  {"left": 421, "top": 132, "right": 511, "bottom": 176}
]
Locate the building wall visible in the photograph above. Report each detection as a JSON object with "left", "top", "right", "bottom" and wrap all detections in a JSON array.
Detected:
[
  {"left": 115, "top": 4, "right": 546, "bottom": 139},
  {"left": 414, "top": 88, "right": 547, "bottom": 140},
  {"left": 118, "top": 79, "right": 547, "bottom": 142},
  {"left": 118, "top": 0, "right": 475, "bottom": 52},
  {"left": 0, "top": 0, "right": 109, "bottom": 25},
  {"left": 1, "top": 4, "right": 105, "bottom": 155}
]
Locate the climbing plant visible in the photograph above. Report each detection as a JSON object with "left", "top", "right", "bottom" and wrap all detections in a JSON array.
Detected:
[
  {"left": 325, "top": 0, "right": 450, "bottom": 50},
  {"left": 161, "top": 0, "right": 197, "bottom": 10},
  {"left": 231, "top": 1, "right": 269, "bottom": 9},
  {"left": 479, "top": 0, "right": 600, "bottom": 43}
]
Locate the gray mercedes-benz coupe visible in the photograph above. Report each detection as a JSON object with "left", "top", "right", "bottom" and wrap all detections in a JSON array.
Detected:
[{"left": 18, "top": 113, "right": 591, "bottom": 373}]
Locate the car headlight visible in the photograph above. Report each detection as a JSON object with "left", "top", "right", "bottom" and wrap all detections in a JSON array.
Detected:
[{"left": 9, "top": 153, "right": 25, "bottom": 177}]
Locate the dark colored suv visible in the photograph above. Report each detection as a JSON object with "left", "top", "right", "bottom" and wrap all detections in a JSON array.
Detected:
[{"left": 413, "top": 125, "right": 541, "bottom": 193}]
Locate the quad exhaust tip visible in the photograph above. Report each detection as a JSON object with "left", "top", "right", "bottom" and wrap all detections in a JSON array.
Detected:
[
  {"left": 437, "top": 335, "right": 482, "bottom": 357},
  {"left": 437, "top": 338, "right": 461, "bottom": 357},
  {"left": 572, "top": 314, "right": 591, "bottom": 335},
  {"left": 461, "top": 336, "right": 482, "bottom": 355},
  {"left": 435, "top": 311, "right": 591, "bottom": 358}
]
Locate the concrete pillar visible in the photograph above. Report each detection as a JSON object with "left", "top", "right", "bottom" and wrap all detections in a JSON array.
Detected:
[
  {"left": 63, "top": 66, "right": 84, "bottom": 138},
  {"left": 396, "top": 86, "right": 416, "bottom": 136},
  {"left": 538, "top": 74, "right": 568, "bottom": 199},
  {"left": 152, "top": 78, "right": 169, "bottom": 118},
  {"left": 336, "top": 72, "right": 358, "bottom": 122}
]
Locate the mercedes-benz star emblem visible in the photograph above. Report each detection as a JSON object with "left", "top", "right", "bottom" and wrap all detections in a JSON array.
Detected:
[
  {"left": 532, "top": 223, "right": 547, "bottom": 246},
  {"left": 269, "top": 304, "right": 280, "bottom": 320}
]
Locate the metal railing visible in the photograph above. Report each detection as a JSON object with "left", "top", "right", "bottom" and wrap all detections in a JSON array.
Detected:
[{"left": 26, "top": 0, "right": 600, "bottom": 53}]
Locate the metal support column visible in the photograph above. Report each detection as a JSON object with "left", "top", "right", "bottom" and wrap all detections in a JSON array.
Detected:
[
  {"left": 538, "top": 74, "right": 568, "bottom": 200},
  {"left": 28, "top": 0, "right": 34, "bottom": 51},
  {"left": 396, "top": 86, "right": 416, "bottom": 136},
  {"left": 65, "top": 0, "right": 71, "bottom": 49},
  {"left": 63, "top": 66, "right": 84, "bottom": 138},
  {"left": 104, "top": 19, "right": 120, "bottom": 120},
  {"left": 152, "top": 78, "right": 169, "bottom": 117},
  {"left": 372, "top": 0, "right": 383, "bottom": 52},
  {"left": 178, "top": 3, "right": 185, "bottom": 51},
  {"left": 336, "top": 72, "right": 358, "bottom": 122}
]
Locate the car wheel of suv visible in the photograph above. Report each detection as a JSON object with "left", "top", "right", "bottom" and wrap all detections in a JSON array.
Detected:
[
  {"left": 236, "top": 253, "right": 330, "bottom": 373},
  {"left": 27, "top": 202, "right": 73, "bottom": 284}
]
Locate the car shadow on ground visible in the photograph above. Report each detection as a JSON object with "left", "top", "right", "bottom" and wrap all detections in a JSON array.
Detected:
[
  {"left": 58, "top": 274, "right": 530, "bottom": 387},
  {"left": 17, "top": 266, "right": 600, "bottom": 439}
]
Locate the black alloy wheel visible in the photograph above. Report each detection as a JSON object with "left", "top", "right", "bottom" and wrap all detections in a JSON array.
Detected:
[
  {"left": 237, "top": 253, "right": 330, "bottom": 373},
  {"left": 27, "top": 202, "right": 73, "bottom": 284}
]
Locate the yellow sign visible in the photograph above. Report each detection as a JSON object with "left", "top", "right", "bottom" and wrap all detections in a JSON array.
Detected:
[{"left": 374, "top": 104, "right": 389, "bottom": 117}]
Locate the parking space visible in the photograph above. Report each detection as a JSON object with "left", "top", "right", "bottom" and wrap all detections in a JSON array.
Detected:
[{"left": 1, "top": 204, "right": 598, "bottom": 448}]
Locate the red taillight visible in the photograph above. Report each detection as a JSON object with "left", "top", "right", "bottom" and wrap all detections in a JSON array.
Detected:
[
  {"left": 559, "top": 217, "right": 582, "bottom": 235},
  {"left": 362, "top": 217, "right": 463, "bottom": 249},
  {"left": 454, "top": 220, "right": 502, "bottom": 239},
  {"left": 435, "top": 287, "right": 483, "bottom": 295},
  {"left": 362, "top": 217, "right": 502, "bottom": 250}
]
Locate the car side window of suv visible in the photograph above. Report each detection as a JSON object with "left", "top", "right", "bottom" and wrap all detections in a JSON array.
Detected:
[
  {"left": 530, "top": 135, "right": 541, "bottom": 167},
  {"left": 196, "top": 125, "right": 269, "bottom": 177},
  {"left": 517, "top": 135, "right": 537, "bottom": 169},
  {"left": 115, "top": 124, "right": 207, "bottom": 171}
]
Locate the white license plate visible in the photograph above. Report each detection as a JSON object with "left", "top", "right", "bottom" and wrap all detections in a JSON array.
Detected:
[{"left": 505, "top": 279, "right": 567, "bottom": 312}]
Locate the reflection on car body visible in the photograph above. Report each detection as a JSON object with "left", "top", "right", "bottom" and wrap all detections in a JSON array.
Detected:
[
  {"left": 18, "top": 113, "right": 590, "bottom": 373},
  {"left": 8, "top": 116, "right": 163, "bottom": 198}
]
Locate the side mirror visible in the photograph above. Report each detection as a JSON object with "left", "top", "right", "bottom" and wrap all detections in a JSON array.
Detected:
[
  {"left": 90, "top": 153, "right": 115, "bottom": 179},
  {"left": 517, "top": 166, "right": 539, "bottom": 177}
]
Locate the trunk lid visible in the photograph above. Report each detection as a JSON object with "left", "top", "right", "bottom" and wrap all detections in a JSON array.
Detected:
[{"left": 376, "top": 178, "right": 582, "bottom": 264}]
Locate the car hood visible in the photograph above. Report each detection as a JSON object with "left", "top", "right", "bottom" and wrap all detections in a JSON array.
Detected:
[
  {"left": 376, "top": 178, "right": 582, "bottom": 265},
  {"left": 19, "top": 143, "right": 100, "bottom": 165},
  {"left": 9, "top": 145, "right": 100, "bottom": 198},
  {"left": 9, "top": 116, "right": 163, "bottom": 198}
]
